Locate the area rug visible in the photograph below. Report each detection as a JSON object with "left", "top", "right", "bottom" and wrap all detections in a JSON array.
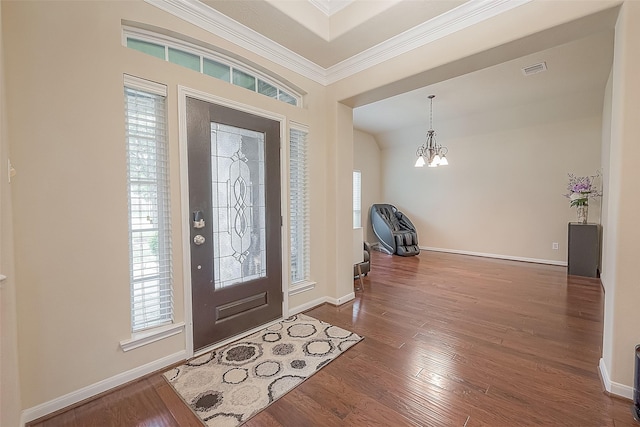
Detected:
[{"left": 164, "top": 313, "right": 362, "bottom": 426}]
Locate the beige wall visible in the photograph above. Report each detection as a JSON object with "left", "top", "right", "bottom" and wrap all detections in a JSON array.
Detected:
[
  {"left": 323, "top": 0, "right": 631, "bottom": 395},
  {"left": 3, "top": 0, "right": 330, "bottom": 410},
  {"left": 353, "top": 130, "right": 382, "bottom": 243},
  {"left": 601, "top": 70, "right": 614, "bottom": 293},
  {"left": 601, "top": 67, "right": 616, "bottom": 385},
  {"left": 0, "top": 2, "right": 22, "bottom": 425},
  {"left": 5, "top": 0, "right": 638, "bottom": 417},
  {"left": 333, "top": 1, "right": 620, "bottom": 109},
  {"left": 324, "top": 101, "right": 357, "bottom": 302},
  {"left": 377, "top": 103, "right": 602, "bottom": 263},
  {"left": 324, "top": 0, "right": 620, "bottom": 271},
  {"left": 289, "top": 86, "right": 331, "bottom": 310},
  {"left": 601, "top": 0, "right": 640, "bottom": 393}
]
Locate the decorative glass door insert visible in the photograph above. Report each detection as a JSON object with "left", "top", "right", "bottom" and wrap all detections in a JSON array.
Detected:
[{"left": 211, "top": 123, "right": 266, "bottom": 289}]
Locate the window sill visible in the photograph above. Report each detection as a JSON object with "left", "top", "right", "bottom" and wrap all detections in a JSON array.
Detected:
[
  {"left": 120, "top": 322, "right": 185, "bottom": 352},
  {"left": 289, "top": 280, "right": 316, "bottom": 296}
]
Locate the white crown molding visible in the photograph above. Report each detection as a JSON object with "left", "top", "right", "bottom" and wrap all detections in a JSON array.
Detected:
[
  {"left": 325, "top": 0, "right": 532, "bottom": 84},
  {"left": 146, "top": 0, "right": 328, "bottom": 84},
  {"left": 146, "top": 0, "right": 531, "bottom": 86},
  {"left": 308, "top": 0, "right": 353, "bottom": 17}
]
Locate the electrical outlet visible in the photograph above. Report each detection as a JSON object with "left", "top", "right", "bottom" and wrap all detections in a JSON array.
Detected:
[{"left": 552, "top": 242, "right": 559, "bottom": 250}]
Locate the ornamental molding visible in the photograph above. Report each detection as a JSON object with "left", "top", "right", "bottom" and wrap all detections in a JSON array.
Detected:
[{"left": 146, "top": 0, "right": 532, "bottom": 86}]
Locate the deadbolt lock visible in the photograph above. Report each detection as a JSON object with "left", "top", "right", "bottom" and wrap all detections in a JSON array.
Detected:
[{"left": 193, "top": 210, "right": 205, "bottom": 229}]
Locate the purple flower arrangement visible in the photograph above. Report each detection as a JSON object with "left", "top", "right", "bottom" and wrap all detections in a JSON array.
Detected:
[{"left": 564, "top": 171, "right": 603, "bottom": 207}]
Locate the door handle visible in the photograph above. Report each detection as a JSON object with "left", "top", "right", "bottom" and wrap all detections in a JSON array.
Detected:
[{"left": 193, "top": 235, "right": 205, "bottom": 245}]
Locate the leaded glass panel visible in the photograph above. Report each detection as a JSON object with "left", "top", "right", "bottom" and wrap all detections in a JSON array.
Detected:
[{"left": 211, "top": 122, "right": 266, "bottom": 289}]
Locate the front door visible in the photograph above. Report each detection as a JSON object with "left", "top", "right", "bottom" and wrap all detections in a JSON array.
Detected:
[{"left": 186, "top": 96, "right": 282, "bottom": 352}]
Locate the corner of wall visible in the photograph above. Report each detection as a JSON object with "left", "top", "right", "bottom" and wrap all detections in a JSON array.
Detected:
[
  {"left": 599, "top": 357, "right": 634, "bottom": 399},
  {"left": 603, "top": 0, "right": 640, "bottom": 392},
  {"left": 0, "top": 1, "right": 24, "bottom": 424},
  {"left": 353, "top": 129, "right": 383, "bottom": 244},
  {"left": 326, "top": 101, "right": 355, "bottom": 301}
]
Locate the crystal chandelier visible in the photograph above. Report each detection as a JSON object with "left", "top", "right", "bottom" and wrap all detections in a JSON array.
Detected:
[{"left": 414, "top": 95, "right": 448, "bottom": 168}]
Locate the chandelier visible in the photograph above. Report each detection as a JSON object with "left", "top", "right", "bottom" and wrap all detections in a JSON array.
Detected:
[{"left": 414, "top": 95, "right": 448, "bottom": 168}]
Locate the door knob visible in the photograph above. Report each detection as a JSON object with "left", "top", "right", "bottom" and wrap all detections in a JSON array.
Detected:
[{"left": 193, "top": 235, "right": 205, "bottom": 245}]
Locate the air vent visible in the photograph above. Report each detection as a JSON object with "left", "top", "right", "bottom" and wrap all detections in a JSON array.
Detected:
[{"left": 521, "top": 62, "right": 547, "bottom": 76}]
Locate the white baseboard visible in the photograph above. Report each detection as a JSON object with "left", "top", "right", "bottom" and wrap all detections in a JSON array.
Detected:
[
  {"left": 22, "top": 291, "right": 357, "bottom": 425},
  {"left": 599, "top": 357, "right": 613, "bottom": 393},
  {"left": 288, "top": 296, "right": 328, "bottom": 316},
  {"left": 326, "top": 292, "right": 355, "bottom": 306},
  {"left": 599, "top": 358, "right": 634, "bottom": 399},
  {"left": 420, "top": 246, "right": 568, "bottom": 267},
  {"left": 288, "top": 292, "right": 356, "bottom": 316},
  {"left": 21, "top": 350, "right": 187, "bottom": 426}
]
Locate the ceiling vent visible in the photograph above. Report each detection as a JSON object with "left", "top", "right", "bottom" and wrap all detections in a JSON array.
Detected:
[{"left": 521, "top": 62, "right": 547, "bottom": 76}]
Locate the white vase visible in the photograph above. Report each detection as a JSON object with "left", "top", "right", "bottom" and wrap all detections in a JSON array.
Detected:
[{"left": 577, "top": 204, "right": 588, "bottom": 224}]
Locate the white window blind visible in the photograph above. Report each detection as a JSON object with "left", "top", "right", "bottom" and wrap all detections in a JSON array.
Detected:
[
  {"left": 353, "top": 170, "right": 362, "bottom": 228},
  {"left": 290, "top": 126, "right": 310, "bottom": 284},
  {"left": 124, "top": 76, "right": 173, "bottom": 332}
]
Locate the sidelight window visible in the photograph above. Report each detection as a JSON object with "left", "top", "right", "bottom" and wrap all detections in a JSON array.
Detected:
[
  {"left": 124, "top": 75, "right": 173, "bottom": 332},
  {"left": 289, "top": 125, "right": 310, "bottom": 284},
  {"left": 353, "top": 170, "right": 362, "bottom": 228}
]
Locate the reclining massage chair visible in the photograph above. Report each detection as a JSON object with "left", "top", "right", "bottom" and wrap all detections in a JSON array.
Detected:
[{"left": 370, "top": 204, "right": 420, "bottom": 257}]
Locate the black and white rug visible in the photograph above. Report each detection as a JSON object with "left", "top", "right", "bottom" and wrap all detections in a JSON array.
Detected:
[{"left": 164, "top": 313, "right": 362, "bottom": 426}]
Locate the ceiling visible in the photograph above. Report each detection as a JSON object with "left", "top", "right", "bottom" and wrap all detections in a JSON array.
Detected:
[
  {"left": 153, "top": 0, "right": 618, "bottom": 139},
  {"left": 200, "top": 0, "right": 466, "bottom": 68},
  {"left": 353, "top": 29, "right": 614, "bottom": 142}
]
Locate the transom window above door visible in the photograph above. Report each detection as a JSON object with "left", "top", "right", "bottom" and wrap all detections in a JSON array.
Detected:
[{"left": 122, "top": 26, "right": 304, "bottom": 107}]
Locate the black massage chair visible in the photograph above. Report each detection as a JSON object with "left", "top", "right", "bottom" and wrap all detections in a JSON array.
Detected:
[{"left": 370, "top": 204, "right": 420, "bottom": 257}]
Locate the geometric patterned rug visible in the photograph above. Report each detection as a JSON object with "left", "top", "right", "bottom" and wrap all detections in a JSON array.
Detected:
[{"left": 163, "top": 313, "right": 363, "bottom": 426}]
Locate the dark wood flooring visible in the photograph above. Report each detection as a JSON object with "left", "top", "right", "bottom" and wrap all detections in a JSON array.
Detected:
[{"left": 30, "top": 250, "right": 637, "bottom": 426}]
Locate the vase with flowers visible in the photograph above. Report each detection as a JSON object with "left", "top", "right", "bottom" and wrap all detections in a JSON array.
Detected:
[{"left": 564, "top": 171, "right": 602, "bottom": 224}]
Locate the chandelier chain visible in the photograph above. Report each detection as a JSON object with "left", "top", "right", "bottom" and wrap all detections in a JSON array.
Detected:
[{"left": 429, "top": 95, "right": 434, "bottom": 130}]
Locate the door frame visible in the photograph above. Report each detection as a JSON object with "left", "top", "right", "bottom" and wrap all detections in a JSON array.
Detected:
[{"left": 178, "top": 86, "right": 289, "bottom": 358}]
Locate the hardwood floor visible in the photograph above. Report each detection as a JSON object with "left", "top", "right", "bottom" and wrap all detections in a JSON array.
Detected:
[{"left": 30, "top": 251, "right": 637, "bottom": 426}]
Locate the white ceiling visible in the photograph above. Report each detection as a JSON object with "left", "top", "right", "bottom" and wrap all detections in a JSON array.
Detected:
[
  {"left": 200, "top": 0, "right": 465, "bottom": 67},
  {"left": 353, "top": 29, "right": 615, "bottom": 141},
  {"left": 152, "top": 0, "right": 617, "bottom": 140}
]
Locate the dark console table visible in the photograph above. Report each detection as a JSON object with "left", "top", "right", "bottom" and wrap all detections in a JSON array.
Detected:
[{"left": 567, "top": 223, "right": 600, "bottom": 277}]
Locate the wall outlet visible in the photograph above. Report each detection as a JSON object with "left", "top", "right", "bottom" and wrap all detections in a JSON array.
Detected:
[{"left": 552, "top": 242, "right": 559, "bottom": 250}]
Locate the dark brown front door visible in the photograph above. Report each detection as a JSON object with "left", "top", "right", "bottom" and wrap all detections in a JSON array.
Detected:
[{"left": 186, "top": 97, "right": 282, "bottom": 352}]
